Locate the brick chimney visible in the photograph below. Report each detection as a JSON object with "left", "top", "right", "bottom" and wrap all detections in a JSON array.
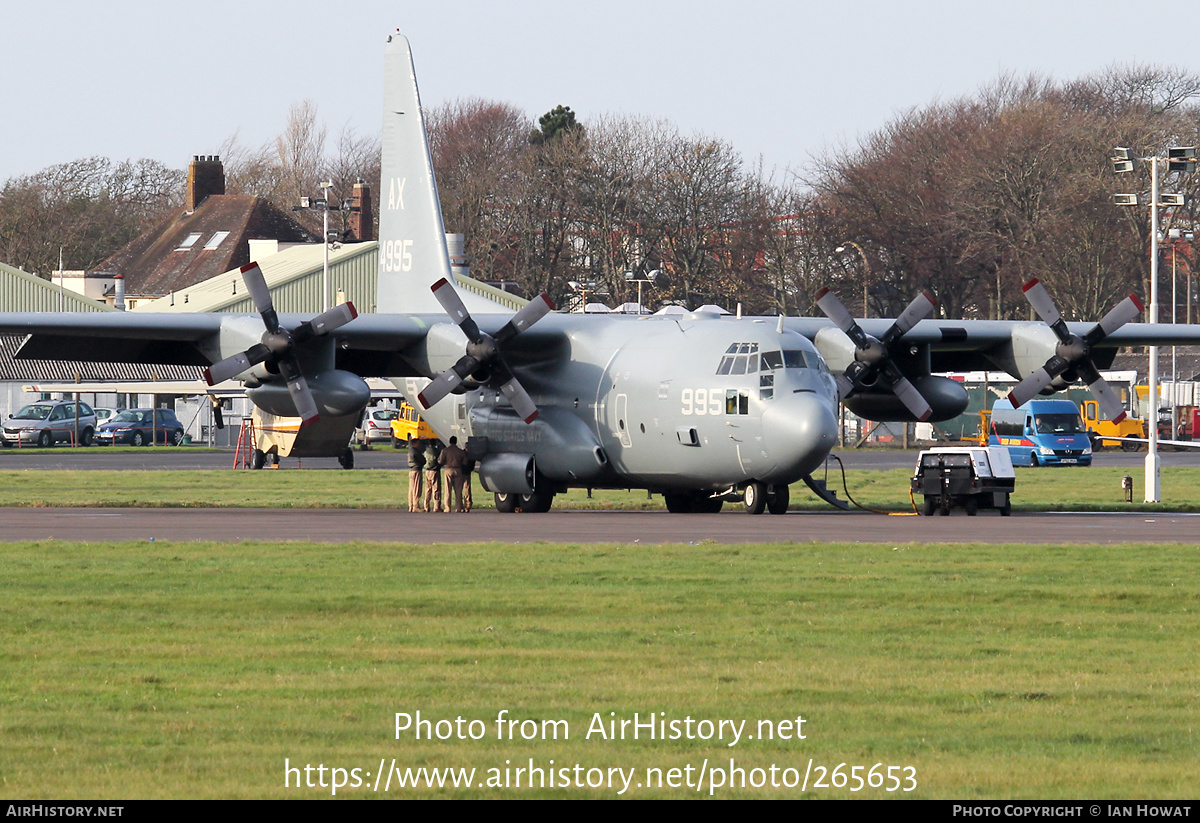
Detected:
[
  {"left": 186, "top": 155, "right": 225, "bottom": 212},
  {"left": 348, "top": 178, "right": 374, "bottom": 241}
]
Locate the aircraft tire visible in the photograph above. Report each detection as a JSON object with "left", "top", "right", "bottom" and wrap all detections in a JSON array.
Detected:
[
  {"left": 494, "top": 492, "right": 518, "bottom": 513},
  {"left": 338, "top": 448, "right": 355, "bottom": 470},
  {"left": 520, "top": 489, "right": 554, "bottom": 513},
  {"left": 766, "top": 485, "right": 789, "bottom": 515},
  {"left": 664, "top": 492, "right": 692, "bottom": 513},
  {"left": 743, "top": 482, "right": 767, "bottom": 515},
  {"left": 693, "top": 493, "right": 723, "bottom": 514},
  {"left": 250, "top": 448, "right": 266, "bottom": 470}
]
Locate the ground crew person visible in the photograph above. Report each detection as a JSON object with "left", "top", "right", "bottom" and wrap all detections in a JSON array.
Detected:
[
  {"left": 407, "top": 436, "right": 426, "bottom": 512},
  {"left": 439, "top": 436, "right": 469, "bottom": 513},
  {"left": 423, "top": 439, "right": 443, "bottom": 512}
]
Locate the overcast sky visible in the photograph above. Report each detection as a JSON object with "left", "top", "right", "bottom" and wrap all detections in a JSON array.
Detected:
[{"left": 3, "top": 0, "right": 1195, "bottom": 183}]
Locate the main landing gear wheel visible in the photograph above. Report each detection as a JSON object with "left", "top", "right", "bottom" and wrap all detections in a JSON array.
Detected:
[
  {"left": 743, "top": 481, "right": 767, "bottom": 515},
  {"left": 250, "top": 448, "right": 266, "bottom": 470},
  {"left": 338, "top": 448, "right": 355, "bottom": 470},
  {"left": 494, "top": 492, "right": 518, "bottom": 513},
  {"left": 519, "top": 488, "right": 554, "bottom": 513},
  {"left": 766, "top": 485, "right": 790, "bottom": 515}
]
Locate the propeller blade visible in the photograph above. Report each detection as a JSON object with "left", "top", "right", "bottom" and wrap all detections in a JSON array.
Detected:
[
  {"left": 1007, "top": 354, "right": 1071, "bottom": 408},
  {"left": 880, "top": 291, "right": 936, "bottom": 344},
  {"left": 1076, "top": 360, "right": 1128, "bottom": 424},
  {"left": 882, "top": 363, "right": 933, "bottom": 422},
  {"left": 1085, "top": 294, "right": 1143, "bottom": 345},
  {"left": 498, "top": 376, "right": 539, "bottom": 424},
  {"left": 431, "top": 278, "right": 482, "bottom": 341},
  {"left": 1020, "top": 278, "right": 1070, "bottom": 343},
  {"left": 203, "top": 343, "right": 271, "bottom": 385},
  {"left": 210, "top": 397, "right": 225, "bottom": 430},
  {"left": 309, "top": 302, "right": 358, "bottom": 336},
  {"left": 278, "top": 357, "right": 320, "bottom": 424},
  {"left": 417, "top": 353, "right": 481, "bottom": 409},
  {"left": 495, "top": 293, "right": 555, "bottom": 343},
  {"left": 815, "top": 288, "right": 855, "bottom": 332},
  {"left": 240, "top": 263, "right": 279, "bottom": 332}
]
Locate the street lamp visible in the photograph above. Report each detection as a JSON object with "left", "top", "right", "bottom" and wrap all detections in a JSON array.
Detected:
[
  {"left": 294, "top": 181, "right": 353, "bottom": 312},
  {"left": 623, "top": 269, "right": 659, "bottom": 315},
  {"left": 835, "top": 241, "right": 871, "bottom": 316},
  {"left": 1111, "top": 144, "right": 1196, "bottom": 502}
]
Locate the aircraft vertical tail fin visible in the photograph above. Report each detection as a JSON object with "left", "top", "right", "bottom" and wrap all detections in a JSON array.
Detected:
[{"left": 376, "top": 32, "right": 457, "bottom": 315}]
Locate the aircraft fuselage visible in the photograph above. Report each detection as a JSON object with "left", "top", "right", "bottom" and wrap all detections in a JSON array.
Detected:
[{"left": 402, "top": 311, "right": 840, "bottom": 497}]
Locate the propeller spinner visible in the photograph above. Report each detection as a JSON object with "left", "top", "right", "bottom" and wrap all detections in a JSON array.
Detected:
[
  {"left": 1007, "top": 278, "right": 1142, "bottom": 424},
  {"left": 203, "top": 263, "right": 358, "bottom": 424},
  {"left": 417, "top": 278, "right": 553, "bottom": 424},
  {"left": 815, "top": 287, "right": 937, "bottom": 421}
]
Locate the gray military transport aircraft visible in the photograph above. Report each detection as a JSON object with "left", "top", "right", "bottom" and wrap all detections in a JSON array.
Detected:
[{"left": 4, "top": 30, "right": 1200, "bottom": 514}]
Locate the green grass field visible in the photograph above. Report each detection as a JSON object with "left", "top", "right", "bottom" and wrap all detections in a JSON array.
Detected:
[
  {"left": 0, "top": 465, "right": 1196, "bottom": 511},
  {"left": 2, "top": 538, "right": 1198, "bottom": 799}
]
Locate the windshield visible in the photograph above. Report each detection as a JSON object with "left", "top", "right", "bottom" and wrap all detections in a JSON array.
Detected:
[
  {"left": 1033, "top": 414, "right": 1083, "bottom": 434},
  {"left": 110, "top": 411, "right": 150, "bottom": 424},
  {"left": 14, "top": 404, "right": 53, "bottom": 420}
]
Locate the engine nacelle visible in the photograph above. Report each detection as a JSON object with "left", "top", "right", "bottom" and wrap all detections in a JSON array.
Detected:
[
  {"left": 247, "top": 369, "right": 371, "bottom": 419},
  {"left": 477, "top": 453, "right": 536, "bottom": 494},
  {"left": 469, "top": 406, "right": 609, "bottom": 483},
  {"left": 844, "top": 375, "right": 968, "bottom": 422}
]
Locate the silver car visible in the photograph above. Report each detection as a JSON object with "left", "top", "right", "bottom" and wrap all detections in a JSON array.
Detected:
[{"left": 2, "top": 401, "right": 98, "bottom": 447}]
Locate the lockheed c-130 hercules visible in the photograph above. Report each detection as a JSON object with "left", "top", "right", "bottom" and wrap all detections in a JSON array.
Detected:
[{"left": 2, "top": 30, "right": 1199, "bottom": 514}]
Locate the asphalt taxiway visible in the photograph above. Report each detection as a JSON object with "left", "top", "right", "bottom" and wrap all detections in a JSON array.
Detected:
[{"left": 2, "top": 506, "right": 1198, "bottom": 544}]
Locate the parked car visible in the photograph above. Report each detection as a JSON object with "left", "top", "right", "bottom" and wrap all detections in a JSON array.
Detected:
[
  {"left": 93, "top": 408, "right": 123, "bottom": 425},
  {"left": 356, "top": 407, "right": 398, "bottom": 445},
  {"left": 2, "top": 401, "right": 97, "bottom": 447},
  {"left": 94, "top": 408, "right": 186, "bottom": 446}
]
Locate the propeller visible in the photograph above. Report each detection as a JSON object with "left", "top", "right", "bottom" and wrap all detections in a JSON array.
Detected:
[
  {"left": 417, "top": 278, "right": 553, "bottom": 423},
  {"left": 815, "top": 287, "right": 937, "bottom": 421},
  {"left": 1007, "top": 278, "right": 1142, "bottom": 424},
  {"left": 203, "top": 262, "right": 358, "bottom": 424}
]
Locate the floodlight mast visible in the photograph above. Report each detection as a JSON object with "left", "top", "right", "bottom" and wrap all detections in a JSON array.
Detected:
[{"left": 1110, "top": 145, "right": 1196, "bottom": 501}]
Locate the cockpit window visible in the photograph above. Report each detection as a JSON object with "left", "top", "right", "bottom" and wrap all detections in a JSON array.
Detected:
[
  {"left": 762, "top": 349, "right": 822, "bottom": 370},
  {"left": 715, "top": 343, "right": 759, "bottom": 376}
]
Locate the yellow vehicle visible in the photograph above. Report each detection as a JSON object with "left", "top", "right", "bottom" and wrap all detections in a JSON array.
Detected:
[
  {"left": 1080, "top": 399, "right": 1145, "bottom": 450},
  {"left": 390, "top": 401, "right": 437, "bottom": 446}
]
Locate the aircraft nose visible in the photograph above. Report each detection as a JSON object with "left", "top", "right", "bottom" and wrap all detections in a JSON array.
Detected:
[{"left": 760, "top": 391, "right": 839, "bottom": 481}]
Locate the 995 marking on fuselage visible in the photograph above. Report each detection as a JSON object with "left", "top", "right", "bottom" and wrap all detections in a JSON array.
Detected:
[{"left": 680, "top": 388, "right": 723, "bottom": 416}]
